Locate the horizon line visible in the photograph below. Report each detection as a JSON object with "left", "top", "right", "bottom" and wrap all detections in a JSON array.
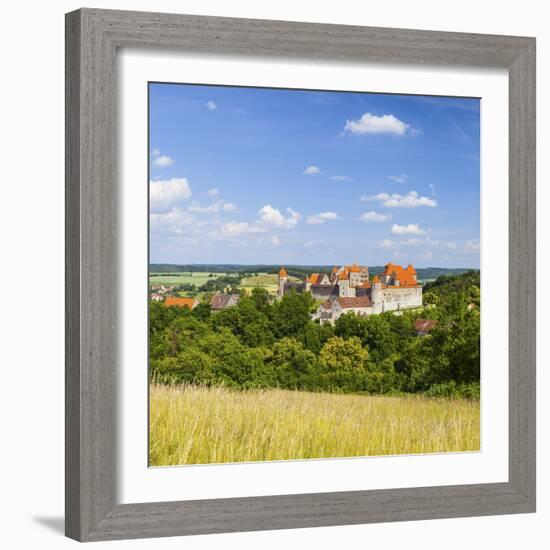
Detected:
[{"left": 149, "top": 262, "right": 479, "bottom": 270}]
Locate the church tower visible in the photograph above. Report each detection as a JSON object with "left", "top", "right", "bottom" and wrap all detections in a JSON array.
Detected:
[{"left": 278, "top": 267, "right": 288, "bottom": 299}]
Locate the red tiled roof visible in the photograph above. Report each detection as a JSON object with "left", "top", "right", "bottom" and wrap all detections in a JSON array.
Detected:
[
  {"left": 309, "top": 273, "right": 321, "bottom": 284},
  {"left": 164, "top": 296, "right": 197, "bottom": 309},
  {"left": 279, "top": 267, "right": 287, "bottom": 277},
  {"left": 414, "top": 319, "right": 438, "bottom": 332},
  {"left": 336, "top": 296, "right": 372, "bottom": 309},
  {"left": 380, "top": 262, "right": 418, "bottom": 286},
  {"left": 319, "top": 301, "right": 332, "bottom": 310}
]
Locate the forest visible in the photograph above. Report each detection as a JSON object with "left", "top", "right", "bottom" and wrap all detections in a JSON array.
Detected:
[{"left": 149, "top": 271, "right": 480, "bottom": 399}]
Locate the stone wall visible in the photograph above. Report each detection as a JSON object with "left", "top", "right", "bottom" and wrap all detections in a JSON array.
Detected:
[{"left": 381, "top": 286, "right": 422, "bottom": 311}]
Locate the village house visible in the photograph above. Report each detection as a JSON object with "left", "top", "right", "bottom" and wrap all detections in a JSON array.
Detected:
[
  {"left": 210, "top": 293, "right": 240, "bottom": 311},
  {"left": 279, "top": 261, "right": 423, "bottom": 324},
  {"left": 414, "top": 319, "right": 438, "bottom": 336},
  {"left": 164, "top": 296, "right": 198, "bottom": 309}
]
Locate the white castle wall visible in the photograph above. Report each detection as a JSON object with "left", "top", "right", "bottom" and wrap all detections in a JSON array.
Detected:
[
  {"left": 380, "top": 287, "right": 422, "bottom": 311},
  {"left": 323, "top": 301, "right": 373, "bottom": 324}
]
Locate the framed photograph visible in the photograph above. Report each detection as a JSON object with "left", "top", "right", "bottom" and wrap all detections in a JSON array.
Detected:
[{"left": 65, "top": 8, "right": 536, "bottom": 542}]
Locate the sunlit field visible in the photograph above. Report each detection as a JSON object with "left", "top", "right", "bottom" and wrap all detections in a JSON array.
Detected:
[
  {"left": 149, "top": 272, "right": 232, "bottom": 287},
  {"left": 149, "top": 383, "right": 480, "bottom": 466},
  {"left": 239, "top": 273, "right": 300, "bottom": 295}
]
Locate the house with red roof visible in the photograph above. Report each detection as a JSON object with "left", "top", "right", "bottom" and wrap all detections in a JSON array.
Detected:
[
  {"left": 164, "top": 296, "right": 198, "bottom": 309},
  {"left": 414, "top": 319, "right": 438, "bottom": 336}
]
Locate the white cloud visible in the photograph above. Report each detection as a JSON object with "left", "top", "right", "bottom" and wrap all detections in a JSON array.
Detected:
[
  {"left": 358, "top": 211, "right": 392, "bottom": 222},
  {"left": 150, "top": 207, "right": 197, "bottom": 236},
  {"left": 343, "top": 112, "right": 410, "bottom": 136},
  {"left": 258, "top": 205, "right": 301, "bottom": 228},
  {"left": 221, "top": 221, "right": 266, "bottom": 237},
  {"left": 303, "top": 165, "right": 321, "bottom": 175},
  {"left": 389, "top": 174, "right": 408, "bottom": 183},
  {"left": 151, "top": 148, "right": 160, "bottom": 157},
  {"left": 152, "top": 155, "right": 174, "bottom": 167},
  {"left": 399, "top": 237, "right": 437, "bottom": 246},
  {"left": 150, "top": 178, "right": 191, "bottom": 211},
  {"left": 463, "top": 240, "right": 480, "bottom": 254},
  {"left": 305, "top": 240, "right": 323, "bottom": 248},
  {"left": 362, "top": 191, "right": 438, "bottom": 208},
  {"left": 378, "top": 239, "right": 394, "bottom": 248},
  {"left": 307, "top": 211, "right": 340, "bottom": 225},
  {"left": 188, "top": 202, "right": 219, "bottom": 213},
  {"left": 188, "top": 201, "right": 238, "bottom": 214},
  {"left": 398, "top": 237, "right": 460, "bottom": 251},
  {"left": 391, "top": 223, "right": 426, "bottom": 235},
  {"left": 399, "top": 238, "right": 423, "bottom": 246},
  {"left": 271, "top": 235, "right": 281, "bottom": 246},
  {"left": 206, "top": 100, "right": 217, "bottom": 111},
  {"left": 330, "top": 175, "right": 352, "bottom": 182},
  {"left": 207, "top": 188, "right": 219, "bottom": 196}
]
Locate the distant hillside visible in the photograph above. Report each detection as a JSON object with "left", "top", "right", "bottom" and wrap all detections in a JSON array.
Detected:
[
  {"left": 423, "top": 270, "right": 480, "bottom": 293},
  {"left": 150, "top": 264, "right": 477, "bottom": 281}
]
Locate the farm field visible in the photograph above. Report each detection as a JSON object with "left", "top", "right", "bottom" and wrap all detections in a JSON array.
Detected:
[
  {"left": 149, "top": 384, "right": 480, "bottom": 466},
  {"left": 149, "top": 271, "right": 232, "bottom": 287},
  {"left": 240, "top": 273, "right": 300, "bottom": 295}
]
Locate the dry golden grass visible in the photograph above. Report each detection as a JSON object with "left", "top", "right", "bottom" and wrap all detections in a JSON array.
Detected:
[{"left": 149, "top": 384, "right": 480, "bottom": 466}]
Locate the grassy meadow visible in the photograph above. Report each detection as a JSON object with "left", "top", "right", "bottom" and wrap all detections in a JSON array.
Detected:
[
  {"left": 240, "top": 273, "right": 301, "bottom": 295},
  {"left": 149, "top": 383, "right": 480, "bottom": 466},
  {"left": 149, "top": 271, "right": 299, "bottom": 296},
  {"left": 149, "top": 271, "right": 231, "bottom": 287}
]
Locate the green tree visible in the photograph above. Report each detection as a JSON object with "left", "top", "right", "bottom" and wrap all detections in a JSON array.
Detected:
[
  {"left": 161, "top": 313, "right": 209, "bottom": 357},
  {"left": 151, "top": 349, "right": 215, "bottom": 385},
  {"left": 320, "top": 336, "right": 369, "bottom": 372},
  {"left": 298, "top": 321, "right": 334, "bottom": 355},
  {"left": 212, "top": 295, "right": 274, "bottom": 347},
  {"left": 319, "top": 336, "right": 370, "bottom": 392},
  {"left": 271, "top": 291, "right": 314, "bottom": 339},
  {"left": 423, "top": 292, "right": 440, "bottom": 306},
  {"left": 267, "top": 337, "right": 318, "bottom": 390},
  {"left": 192, "top": 302, "right": 212, "bottom": 321},
  {"left": 250, "top": 287, "right": 271, "bottom": 314},
  {"left": 197, "top": 329, "right": 267, "bottom": 387}
]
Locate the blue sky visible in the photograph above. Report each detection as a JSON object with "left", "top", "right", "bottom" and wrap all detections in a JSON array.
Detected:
[{"left": 149, "top": 83, "right": 480, "bottom": 268}]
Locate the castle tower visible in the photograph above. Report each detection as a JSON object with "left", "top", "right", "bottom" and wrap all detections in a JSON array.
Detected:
[
  {"left": 305, "top": 275, "right": 311, "bottom": 293},
  {"left": 338, "top": 272, "right": 351, "bottom": 297},
  {"left": 371, "top": 275, "right": 383, "bottom": 314},
  {"left": 278, "top": 267, "right": 288, "bottom": 299}
]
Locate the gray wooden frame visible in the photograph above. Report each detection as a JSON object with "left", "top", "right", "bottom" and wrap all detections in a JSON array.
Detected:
[{"left": 65, "top": 8, "right": 536, "bottom": 542}]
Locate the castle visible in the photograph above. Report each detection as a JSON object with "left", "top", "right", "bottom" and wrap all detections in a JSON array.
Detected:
[{"left": 278, "top": 263, "right": 422, "bottom": 324}]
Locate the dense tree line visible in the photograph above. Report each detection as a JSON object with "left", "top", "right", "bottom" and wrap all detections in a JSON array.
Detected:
[
  {"left": 149, "top": 272, "right": 480, "bottom": 399},
  {"left": 151, "top": 264, "right": 473, "bottom": 282}
]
